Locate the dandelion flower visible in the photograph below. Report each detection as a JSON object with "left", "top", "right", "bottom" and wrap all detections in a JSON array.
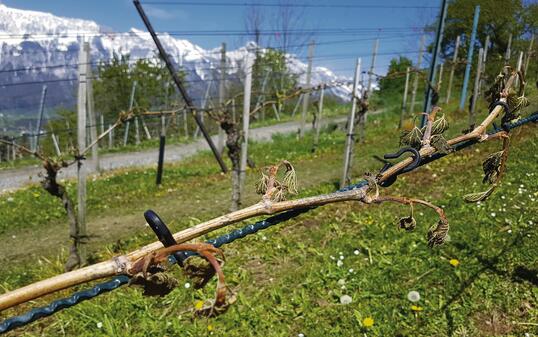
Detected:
[
  {"left": 194, "top": 300, "right": 204, "bottom": 310},
  {"left": 449, "top": 259, "right": 460, "bottom": 267},
  {"left": 362, "top": 317, "right": 374, "bottom": 328},
  {"left": 207, "top": 324, "right": 214, "bottom": 332},
  {"left": 411, "top": 305, "right": 423, "bottom": 311},
  {"left": 407, "top": 290, "right": 420, "bottom": 302},
  {"left": 340, "top": 295, "right": 352, "bottom": 305}
]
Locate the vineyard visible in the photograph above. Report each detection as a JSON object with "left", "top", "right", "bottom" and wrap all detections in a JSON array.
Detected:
[{"left": 0, "top": 0, "right": 537, "bottom": 336}]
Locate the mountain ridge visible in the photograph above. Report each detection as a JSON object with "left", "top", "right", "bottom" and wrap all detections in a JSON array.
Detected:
[{"left": 0, "top": 4, "right": 352, "bottom": 120}]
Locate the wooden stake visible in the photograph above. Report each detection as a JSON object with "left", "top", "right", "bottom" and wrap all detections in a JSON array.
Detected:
[
  {"left": 524, "top": 34, "right": 534, "bottom": 75},
  {"left": 218, "top": 43, "right": 227, "bottom": 154},
  {"left": 505, "top": 33, "right": 512, "bottom": 64},
  {"left": 299, "top": 41, "right": 315, "bottom": 138},
  {"left": 312, "top": 84, "right": 325, "bottom": 151},
  {"left": 483, "top": 35, "right": 490, "bottom": 63},
  {"left": 108, "top": 124, "right": 113, "bottom": 148},
  {"left": 410, "top": 35, "right": 425, "bottom": 114},
  {"left": 85, "top": 43, "right": 99, "bottom": 172},
  {"left": 469, "top": 48, "right": 484, "bottom": 127},
  {"left": 367, "top": 38, "right": 379, "bottom": 95},
  {"left": 194, "top": 82, "right": 211, "bottom": 138},
  {"left": 51, "top": 133, "right": 61, "bottom": 156},
  {"left": 76, "top": 43, "right": 88, "bottom": 265},
  {"left": 437, "top": 63, "right": 444, "bottom": 95},
  {"left": 239, "top": 53, "right": 253, "bottom": 203},
  {"left": 292, "top": 94, "right": 302, "bottom": 118},
  {"left": 124, "top": 81, "right": 137, "bottom": 146},
  {"left": 34, "top": 85, "right": 48, "bottom": 152},
  {"left": 515, "top": 51, "right": 524, "bottom": 87},
  {"left": 399, "top": 66, "right": 411, "bottom": 128},
  {"left": 341, "top": 58, "right": 361, "bottom": 189}
]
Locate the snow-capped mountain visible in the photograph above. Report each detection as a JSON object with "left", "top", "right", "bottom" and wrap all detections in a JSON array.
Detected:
[{"left": 0, "top": 4, "right": 352, "bottom": 118}]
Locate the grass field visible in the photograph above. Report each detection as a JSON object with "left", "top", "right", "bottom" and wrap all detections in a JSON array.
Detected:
[{"left": 0, "top": 90, "right": 537, "bottom": 336}]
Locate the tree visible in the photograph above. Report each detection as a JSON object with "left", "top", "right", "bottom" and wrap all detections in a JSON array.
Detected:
[
  {"left": 378, "top": 56, "right": 414, "bottom": 95},
  {"left": 439, "top": 0, "right": 535, "bottom": 60},
  {"left": 93, "top": 54, "right": 183, "bottom": 123},
  {"left": 253, "top": 48, "right": 298, "bottom": 115},
  {"left": 243, "top": 0, "right": 313, "bottom": 117}
]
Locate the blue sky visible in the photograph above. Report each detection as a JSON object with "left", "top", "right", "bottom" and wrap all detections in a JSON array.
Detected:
[{"left": 2, "top": 0, "right": 441, "bottom": 77}]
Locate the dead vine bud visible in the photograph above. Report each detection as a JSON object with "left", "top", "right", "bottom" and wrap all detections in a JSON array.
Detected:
[
  {"left": 256, "top": 160, "right": 298, "bottom": 202},
  {"left": 366, "top": 195, "right": 449, "bottom": 247},
  {"left": 463, "top": 133, "right": 511, "bottom": 203},
  {"left": 129, "top": 243, "right": 232, "bottom": 317}
]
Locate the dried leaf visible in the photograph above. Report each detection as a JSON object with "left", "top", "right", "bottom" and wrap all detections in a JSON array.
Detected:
[
  {"left": 430, "top": 135, "right": 452, "bottom": 154},
  {"left": 194, "top": 292, "right": 237, "bottom": 318},
  {"left": 282, "top": 166, "right": 298, "bottom": 195},
  {"left": 255, "top": 172, "right": 269, "bottom": 195},
  {"left": 183, "top": 256, "right": 216, "bottom": 289},
  {"left": 427, "top": 219, "right": 449, "bottom": 247},
  {"left": 463, "top": 187, "right": 495, "bottom": 203},
  {"left": 129, "top": 270, "right": 179, "bottom": 297},
  {"left": 482, "top": 151, "right": 503, "bottom": 184},
  {"left": 398, "top": 216, "right": 416, "bottom": 231},
  {"left": 511, "top": 95, "right": 529, "bottom": 114},
  {"left": 400, "top": 126, "right": 423, "bottom": 149},
  {"left": 273, "top": 187, "right": 286, "bottom": 202},
  {"left": 431, "top": 114, "right": 449, "bottom": 135}
]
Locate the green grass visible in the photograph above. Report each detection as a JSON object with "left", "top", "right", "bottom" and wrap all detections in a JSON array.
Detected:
[{"left": 0, "top": 94, "right": 537, "bottom": 336}]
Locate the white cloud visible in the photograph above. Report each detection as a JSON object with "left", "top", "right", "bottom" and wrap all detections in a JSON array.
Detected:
[{"left": 145, "top": 5, "right": 188, "bottom": 20}]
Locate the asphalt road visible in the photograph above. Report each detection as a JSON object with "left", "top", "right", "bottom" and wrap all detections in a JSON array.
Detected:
[{"left": 0, "top": 116, "right": 347, "bottom": 193}]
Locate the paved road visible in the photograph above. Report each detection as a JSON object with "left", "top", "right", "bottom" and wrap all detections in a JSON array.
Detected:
[{"left": 0, "top": 117, "right": 347, "bottom": 193}]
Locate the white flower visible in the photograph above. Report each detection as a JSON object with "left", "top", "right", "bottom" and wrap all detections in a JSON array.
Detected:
[
  {"left": 407, "top": 290, "right": 420, "bottom": 302},
  {"left": 353, "top": 249, "right": 360, "bottom": 255},
  {"left": 337, "top": 260, "right": 344, "bottom": 267},
  {"left": 7, "top": 197, "right": 14, "bottom": 202},
  {"left": 507, "top": 229, "right": 512, "bottom": 234},
  {"left": 298, "top": 333, "right": 305, "bottom": 337},
  {"left": 348, "top": 268, "right": 354, "bottom": 273},
  {"left": 96, "top": 322, "right": 103, "bottom": 329},
  {"left": 340, "top": 295, "right": 352, "bottom": 305},
  {"left": 184, "top": 282, "right": 191, "bottom": 289},
  {"left": 330, "top": 255, "right": 335, "bottom": 260},
  {"left": 262, "top": 236, "right": 267, "bottom": 241},
  {"left": 337, "top": 279, "right": 346, "bottom": 286},
  {"left": 490, "top": 212, "right": 496, "bottom": 217},
  {"left": 339, "top": 255, "right": 344, "bottom": 260}
]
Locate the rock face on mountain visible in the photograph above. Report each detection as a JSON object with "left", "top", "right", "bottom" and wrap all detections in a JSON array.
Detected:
[{"left": 0, "top": 4, "right": 352, "bottom": 118}]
